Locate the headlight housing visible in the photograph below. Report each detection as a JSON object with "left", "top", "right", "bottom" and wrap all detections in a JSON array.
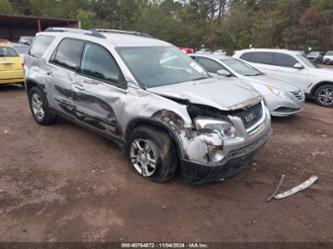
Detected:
[
  {"left": 266, "top": 85, "right": 289, "bottom": 99},
  {"left": 194, "top": 118, "right": 237, "bottom": 138}
]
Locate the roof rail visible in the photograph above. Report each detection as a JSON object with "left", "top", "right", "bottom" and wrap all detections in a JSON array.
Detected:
[
  {"left": 91, "top": 29, "right": 153, "bottom": 38},
  {"left": 44, "top": 27, "right": 105, "bottom": 39}
]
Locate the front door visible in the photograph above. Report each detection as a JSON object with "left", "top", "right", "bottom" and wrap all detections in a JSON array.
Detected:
[
  {"left": 268, "top": 53, "right": 309, "bottom": 91},
  {"left": 72, "top": 42, "right": 127, "bottom": 139}
]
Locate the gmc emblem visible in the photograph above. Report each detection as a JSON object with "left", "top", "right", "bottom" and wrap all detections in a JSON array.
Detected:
[{"left": 244, "top": 112, "right": 257, "bottom": 123}]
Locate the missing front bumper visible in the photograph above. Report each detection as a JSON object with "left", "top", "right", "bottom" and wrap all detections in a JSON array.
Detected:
[{"left": 181, "top": 128, "right": 272, "bottom": 184}]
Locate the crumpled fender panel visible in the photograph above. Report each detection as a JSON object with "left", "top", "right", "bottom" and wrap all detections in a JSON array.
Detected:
[{"left": 151, "top": 109, "right": 223, "bottom": 165}]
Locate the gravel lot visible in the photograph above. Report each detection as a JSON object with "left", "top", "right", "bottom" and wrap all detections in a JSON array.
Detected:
[{"left": 0, "top": 85, "right": 332, "bottom": 242}]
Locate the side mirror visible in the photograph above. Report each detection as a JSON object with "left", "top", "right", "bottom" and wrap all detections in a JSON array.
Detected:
[
  {"left": 294, "top": 63, "right": 304, "bottom": 69},
  {"left": 217, "top": 69, "right": 232, "bottom": 77}
]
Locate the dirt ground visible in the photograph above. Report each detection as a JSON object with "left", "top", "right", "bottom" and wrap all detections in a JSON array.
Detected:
[{"left": 0, "top": 85, "right": 332, "bottom": 242}]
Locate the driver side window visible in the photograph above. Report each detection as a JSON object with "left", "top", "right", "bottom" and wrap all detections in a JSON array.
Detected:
[
  {"left": 196, "top": 57, "right": 226, "bottom": 73},
  {"left": 80, "top": 42, "right": 124, "bottom": 86}
]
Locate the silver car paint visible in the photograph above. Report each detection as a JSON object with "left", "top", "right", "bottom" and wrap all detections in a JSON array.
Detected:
[
  {"left": 25, "top": 31, "right": 271, "bottom": 168},
  {"left": 239, "top": 74, "right": 305, "bottom": 116},
  {"left": 149, "top": 77, "right": 261, "bottom": 111},
  {"left": 192, "top": 54, "right": 305, "bottom": 117}
]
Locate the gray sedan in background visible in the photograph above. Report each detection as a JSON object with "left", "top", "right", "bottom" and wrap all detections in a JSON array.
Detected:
[{"left": 191, "top": 54, "right": 305, "bottom": 117}]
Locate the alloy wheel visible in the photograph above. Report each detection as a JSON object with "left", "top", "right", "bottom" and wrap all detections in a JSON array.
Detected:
[
  {"left": 31, "top": 93, "right": 45, "bottom": 121},
  {"left": 130, "top": 138, "right": 158, "bottom": 177},
  {"left": 317, "top": 87, "right": 333, "bottom": 106}
]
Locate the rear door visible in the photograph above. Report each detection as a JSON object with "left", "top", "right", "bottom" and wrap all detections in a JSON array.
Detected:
[
  {"left": 244, "top": 52, "right": 279, "bottom": 74},
  {"left": 26, "top": 34, "right": 55, "bottom": 77},
  {"left": 73, "top": 42, "right": 127, "bottom": 138},
  {"left": 47, "top": 38, "right": 84, "bottom": 119}
]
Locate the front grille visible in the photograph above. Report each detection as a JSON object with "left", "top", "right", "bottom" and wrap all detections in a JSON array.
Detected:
[
  {"left": 235, "top": 102, "right": 263, "bottom": 130},
  {"left": 291, "top": 90, "right": 304, "bottom": 100}
]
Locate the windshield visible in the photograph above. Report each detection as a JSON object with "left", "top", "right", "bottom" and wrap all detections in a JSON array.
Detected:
[
  {"left": 117, "top": 46, "right": 209, "bottom": 88},
  {"left": 13, "top": 45, "right": 29, "bottom": 54},
  {"left": 19, "top": 37, "right": 34, "bottom": 44},
  {"left": 326, "top": 51, "right": 333, "bottom": 56},
  {"left": 308, "top": 52, "right": 319, "bottom": 56},
  {"left": 221, "top": 58, "right": 264, "bottom": 76},
  {"left": 296, "top": 54, "right": 319, "bottom": 68},
  {"left": 0, "top": 47, "right": 18, "bottom": 57}
]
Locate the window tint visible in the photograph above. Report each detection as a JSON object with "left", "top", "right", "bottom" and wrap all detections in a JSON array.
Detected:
[
  {"left": 275, "top": 53, "right": 298, "bottom": 67},
  {"left": 253, "top": 52, "right": 275, "bottom": 65},
  {"left": 240, "top": 52, "right": 255, "bottom": 62},
  {"left": 29, "top": 35, "right": 54, "bottom": 58},
  {"left": 242, "top": 51, "right": 298, "bottom": 68},
  {"left": 52, "top": 39, "right": 84, "bottom": 70},
  {"left": 196, "top": 57, "right": 225, "bottom": 73},
  {"left": 80, "top": 43, "right": 123, "bottom": 84}
]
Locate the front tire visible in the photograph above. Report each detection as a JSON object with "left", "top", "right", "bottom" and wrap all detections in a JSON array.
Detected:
[
  {"left": 28, "top": 87, "right": 57, "bottom": 125},
  {"left": 314, "top": 84, "right": 333, "bottom": 107},
  {"left": 126, "top": 126, "right": 178, "bottom": 183}
]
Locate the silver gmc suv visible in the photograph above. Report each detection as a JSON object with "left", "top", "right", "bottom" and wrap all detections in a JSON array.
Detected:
[{"left": 24, "top": 28, "right": 272, "bottom": 184}]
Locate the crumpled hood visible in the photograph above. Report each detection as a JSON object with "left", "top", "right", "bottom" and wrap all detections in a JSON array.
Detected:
[
  {"left": 149, "top": 77, "right": 261, "bottom": 111},
  {"left": 246, "top": 74, "right": 301, "bottom": 92}
]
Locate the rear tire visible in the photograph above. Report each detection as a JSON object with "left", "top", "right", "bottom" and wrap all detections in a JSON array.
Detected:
[
  {"left": 28, "top": 87, "right": 57, "bottom": 125},
  {"left": 126, "top": 126, "right": 178, "bottom": 183}
]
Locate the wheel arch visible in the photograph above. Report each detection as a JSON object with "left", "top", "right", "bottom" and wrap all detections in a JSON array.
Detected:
[
  {"left": 310, "top": 81, "right": 333, "bottom": 97},
  {"left": 25, "top": 79, "right": 45, "bottom": 92},
  {"left": 124, "top": 117, "right": 184, "bottom": 160}
]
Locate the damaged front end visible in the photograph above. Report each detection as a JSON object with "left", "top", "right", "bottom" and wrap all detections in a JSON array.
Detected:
[{"left": 152, "top": 96, "right": 272, "bottom": 184}]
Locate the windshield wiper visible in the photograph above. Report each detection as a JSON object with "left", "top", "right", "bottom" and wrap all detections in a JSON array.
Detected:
[
  {"left": 245, "top": 73, "right": 263, "bottom": 76},
  {"left": 192, "top": 76, "right": 210, "bottom": 81}
]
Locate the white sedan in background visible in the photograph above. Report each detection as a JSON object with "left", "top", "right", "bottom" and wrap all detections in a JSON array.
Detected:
[{"left": 191, "top": 54, "right": 305, "bottom": 117}]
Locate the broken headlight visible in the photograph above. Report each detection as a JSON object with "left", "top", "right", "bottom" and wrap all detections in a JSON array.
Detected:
[{"left": 194, "top": 118, "right": 237, "bottom": 138}]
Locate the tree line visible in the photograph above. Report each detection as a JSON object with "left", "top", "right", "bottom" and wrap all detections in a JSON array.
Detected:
[{"left": 1, "top": 0, "right": 332, "bottom": 52}]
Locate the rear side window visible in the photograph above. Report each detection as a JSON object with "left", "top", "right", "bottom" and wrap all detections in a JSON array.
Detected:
[
  {"left": 242, "top": 51, "right": 298, "bottom": 68},
  {"left": 52, "top": 39, "right": 84, "bottom": 71},
  {"left": 0, "top": 47, "right": 18, "bottom": 57},
  {"left": 80, "top": 42, "right": 124, "bottom": 85},
  {"left": 29, "top": 35, "right": 54, "bottom": 58},
  {"left": 196, "top": 57, "right": 225, "bottom": 73},
  {"left": 240, "top": 52, "right": 255, "bottom": 62}
]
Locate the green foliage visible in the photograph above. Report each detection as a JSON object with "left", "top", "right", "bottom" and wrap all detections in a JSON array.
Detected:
[
  {"left": 6, "top": 0, "right": 333, "bottom": 51},
  {"left": 0, "top": 0, "right": 15, "bottom": 14},
  {"left": 76, "top": 9, "right": 95, "bottom": 29}
]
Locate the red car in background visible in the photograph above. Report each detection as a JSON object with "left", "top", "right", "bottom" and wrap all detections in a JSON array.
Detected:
[{"left": 179, "top": 47, "right": 194, "bottom": 54}]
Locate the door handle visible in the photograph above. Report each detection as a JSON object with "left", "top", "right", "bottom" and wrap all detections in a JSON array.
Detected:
[{"left": 73, "top": 84, "right": 85, "bottom": 91}]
